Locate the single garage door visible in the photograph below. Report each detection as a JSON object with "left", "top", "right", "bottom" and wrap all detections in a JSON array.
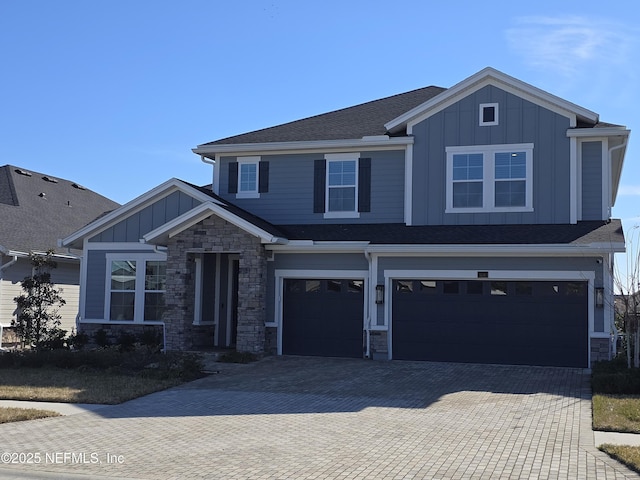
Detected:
[
  {"left": 283, "top": 278, "right": 365, "bottom": 358},
  {"left": 392, "top": 279, "right": 588, "bottom": 367}
]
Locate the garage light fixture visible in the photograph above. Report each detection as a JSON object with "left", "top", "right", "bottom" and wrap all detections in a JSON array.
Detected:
[
  {"left": 595, "top": 287, "right": 604, "bottom": 308},
  {"left": 375, "top": 285, "right": 385, "bottom": 304}
]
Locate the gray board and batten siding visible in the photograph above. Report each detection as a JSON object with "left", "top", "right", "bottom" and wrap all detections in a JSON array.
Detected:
[
  {"left": 89, "top": 191, "right": 202, "bottom": 243},
  {"left": 581, "top": 141, "right": 603, "bottom": 221},
  {"left": 375, "top": 255, "right": 604, "bottom": 331},
  {"left": 411, "top": 85, "right": 572, "bottom": 226},
  {"left": 218, "top": 151, "right": 406, "bottom": 225}
]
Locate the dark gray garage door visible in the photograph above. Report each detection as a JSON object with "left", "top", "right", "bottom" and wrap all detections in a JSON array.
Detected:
[
  {"left": 283, "top": 279, "right": 364, "bottom": 358},
  {"left": 392, "top": 280, "right": 588, "bottom": 367}
]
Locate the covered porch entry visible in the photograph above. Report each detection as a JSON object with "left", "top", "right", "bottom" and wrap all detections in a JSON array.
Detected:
[{"left": 193, "top": 252, "right": 239, "bottom": 349}]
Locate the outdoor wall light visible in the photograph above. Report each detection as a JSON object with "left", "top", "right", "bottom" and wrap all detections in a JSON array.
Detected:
[
  {"left": 595, "top": 287, "right": 604, "bottom": 308},
  {"left": 375, "top": 284, "right": 385, "bottom": 304}
]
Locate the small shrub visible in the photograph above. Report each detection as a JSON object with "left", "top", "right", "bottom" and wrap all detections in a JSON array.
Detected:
[
  {"left": 94, "top": 329, "right": 110, "bottom": 348},
  {"left": 592, "top": 358, "right": 640, "bottom": 394},
  {"left": 117, "top": 331, "right": 137, "bottom": 352},
  {"left": 36, "top": 328, "right": 68, "bottom": 351},
  {"left": 218, "top": 351, "right": 259, "bottom": 364},
  {"left": 139, "top": 327, "right": 162, "bottom": 352},
  {"left": 67, "top": 331, "right": 89, "bottom": 351}
]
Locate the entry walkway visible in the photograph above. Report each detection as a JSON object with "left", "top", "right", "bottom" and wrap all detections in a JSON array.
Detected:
[{"left": 0, "top": 357, "right": 638, "bottom": 479}]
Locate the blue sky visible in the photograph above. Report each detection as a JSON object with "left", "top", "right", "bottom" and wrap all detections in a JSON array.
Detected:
[{"left": 1, "top": 1, "right": 638, "bottom": 227}]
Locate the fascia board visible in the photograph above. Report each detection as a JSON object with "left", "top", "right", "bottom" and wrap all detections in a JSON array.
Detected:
[
  {"left": 567, "top": 127, "right": 630, "bottom": 138},
  {"left": 143, "top": 202, "right": 283, "bottom": 245},
  {"left": 192, "top": 137, "right": 414, "bottom": 157},
  {"left": 365, "top": 243, "right": 625, "bottom": 256},
  {"left": 61, "top": 179, "right": 221, "bottom": 248},
  {"left": 386, "top": 67, "right": 598, "bottom": 132}
]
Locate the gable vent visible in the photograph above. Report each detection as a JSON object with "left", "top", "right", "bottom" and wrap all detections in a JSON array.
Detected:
[
  {"left": 72, "top": 183, "right": 86, "bottom": 190},
  {"left": 15, "top": 168, "right": 32, "bottom": 177},
  {"left": 42, "top": 176, "right": 58, "bottom": 183}
]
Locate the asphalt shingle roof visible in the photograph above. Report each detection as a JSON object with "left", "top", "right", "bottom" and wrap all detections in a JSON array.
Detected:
[
  {"left": 202, "top": 86, "right": 447, "bottom": 145},
  {"left": 0, "top": 165, "right": 120, "bottom": 256},
  {"left": 277, "top": 220, "right": 624, "bottom": 246}
]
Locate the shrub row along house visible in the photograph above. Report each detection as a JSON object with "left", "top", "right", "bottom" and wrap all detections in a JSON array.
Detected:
[{"left": 61, "top": 67, "right": 630, "bottom": 367}]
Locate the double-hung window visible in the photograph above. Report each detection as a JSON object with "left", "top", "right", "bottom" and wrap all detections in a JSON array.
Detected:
[
  {"left": 446, "top": 144, "right": 533, "bottom": 213},
  {"left": 237, "top": 157, "right": 259, "bottom": 198},
  {"left": 106, "top": 253, "right": 167, "bottom": 322},
  {"left": 324, "top": 153, "right": 359, "bottom": 218}
]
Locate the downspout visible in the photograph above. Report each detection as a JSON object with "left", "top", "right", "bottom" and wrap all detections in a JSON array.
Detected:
[
  {"left": 200, "top": 155, "right": 217, "bottom": 194},
  {"left": 364, "top": 250, "right": 372, "bottom": 359}
]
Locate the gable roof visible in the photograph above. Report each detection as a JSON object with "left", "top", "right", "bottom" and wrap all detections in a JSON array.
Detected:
[
  {"left": 385, "top": 67, "right": 600, "bottom": 132},
  {"left": 194, "top": 85, "right": 446, "bottom": 151},
  {"left": 61, "top": 179, "right": 287, "bottom": 249},
  {"left": 195, "top": 67, "right": 629, "bottom": 158},
  {"left": 0, "top": 165, "right": 120, "bottom": 257}
]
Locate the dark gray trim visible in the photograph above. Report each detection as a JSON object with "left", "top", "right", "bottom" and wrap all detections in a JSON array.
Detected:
[
  {"left": 358, "top": 158, "right": 371, "bottom": 213},
  {"left": 259, "top": 161, "right": 269, "bottom": 193},
  {"left": 313, "top": 159, "right": 326, "bottom": 213},
  {"left": 228, "top": 162, "right": 238, "bottom": 194}
]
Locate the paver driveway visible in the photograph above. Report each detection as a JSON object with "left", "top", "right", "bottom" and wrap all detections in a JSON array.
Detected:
[{"left": 0, "top": 356, "right": 638, "bottom": 479}]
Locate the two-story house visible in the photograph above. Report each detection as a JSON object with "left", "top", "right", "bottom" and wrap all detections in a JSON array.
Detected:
[{"left": 61, "top": 68, "right": 629, "bottom": 367}]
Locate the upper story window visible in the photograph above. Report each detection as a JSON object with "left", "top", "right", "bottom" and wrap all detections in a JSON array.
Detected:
[
  {"left": 446, "top": 144, "right": 533, "bottom": 214},
  {"left": 227, "top": 156, "right": 269, "bottom": 199},
  {"left": 327, "top": 159, "right": 357, "bottom": 212},
  {"left": 237, "top": 157, "right": 259, "bottom": 198},
  {"left": 479, "top": 103, "right": 499, "bottom": 126}
]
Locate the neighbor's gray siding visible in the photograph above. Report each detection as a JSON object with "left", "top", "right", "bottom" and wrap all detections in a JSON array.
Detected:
[
  {"left": 581, "top": 141, "right": 603, "bottom": 221},
  {"left": 89, "top": 191, "right": 201, "bottom": 242},
  {"left": 83, "top": 248, "right": 156, "bottom": 320},
  {"left": 375, "top": 255, "right": 604, "bottom": 330},
  {"left": 411, "top": 85, "right": 572, "bottom": 225},
  {"left": 218, "top": 151, "right": 405, "bottom": 224}
]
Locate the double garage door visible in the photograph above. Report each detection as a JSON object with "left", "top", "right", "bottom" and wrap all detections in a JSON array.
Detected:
[
  {"left": 281, "top": 277, "right": 588, "bottom": 367},
  {"left": 392, "top": 279, "right": 588, "bottom": 367}
]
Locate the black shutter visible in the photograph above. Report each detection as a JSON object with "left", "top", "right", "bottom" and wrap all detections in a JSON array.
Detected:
[
  {"left": 228, "top": 162, "right": 238, "bottom": 194},
  {"left": 358, "top": 158, "right": 371, "bottom": 212},
  {"left": 258, "top": 161, "right": 269, "bottom": 193},
  {"left": 313, "top": 159, "right": 326, "bottom": 213}
]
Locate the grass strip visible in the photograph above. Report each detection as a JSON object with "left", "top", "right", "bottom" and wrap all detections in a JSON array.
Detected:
[
  {"left": 593, "top": 394, "right": 640, "bottom": 434},
  {"left": 600, "top": 444, "right": 640, "bottom": 474},
  {"left": 0, "top": 368, "right": 186, "bottom": 404},
  {"left": 0, "top": 407, "right": 60, "bottom": 424}
]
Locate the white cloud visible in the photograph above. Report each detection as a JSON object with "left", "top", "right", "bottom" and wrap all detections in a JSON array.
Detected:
[
  {"left": 618, "top": 186, "right": 640, "bottom": 197},
  {"left": 506, "top": 16, "right": 635, "bottom": 76}
]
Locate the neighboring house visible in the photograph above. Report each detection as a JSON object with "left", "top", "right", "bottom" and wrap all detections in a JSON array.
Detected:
[
  {"left": 0, "top": 165, "right": 119, "bottom": 344},
  {"left": 61, "top": 67, "right": 630, "bottom": 367}
]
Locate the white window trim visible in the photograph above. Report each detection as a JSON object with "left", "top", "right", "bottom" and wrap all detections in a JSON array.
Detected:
[
  {"left": 273, "top": 269, "right": 369, "bottom": 355},
  {"left": 324, "top": 152, "right": 360, "bottom": 219},
  {"left": 445, "top": 143, "right": 534, "bottom": 214},
  {"left": 104, "top": 252, "right": 167, "bottom": 323},
  {"left": 479, "top": 103, "right": 499, "bottom": 126},
  {"left": 236, "top": 156, "right": 260, "bottom": 199}
]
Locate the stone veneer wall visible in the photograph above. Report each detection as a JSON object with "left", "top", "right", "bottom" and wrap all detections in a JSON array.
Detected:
[
  {"left": 163, "top": 214, "right": 267, "bottom": 353},
  {"left": 590, "top": 337, "right": 611, "bottom": 365},
  {"left": 369, "top": 331, "right": 389, "bottom": 360}
]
